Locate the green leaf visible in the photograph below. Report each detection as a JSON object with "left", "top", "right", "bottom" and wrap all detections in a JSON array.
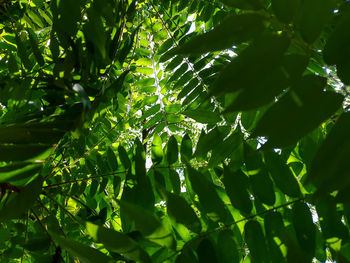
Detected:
[
  {"left": 27, "top": 28, "right": 45, "bottom": 66},
  {"left": 282, "top": 54, "right": 309, "bottom": 81},
  {"left": 113, "top": 176, "right": 121, "bottom": 197},
  {"left": 0, "top": 122, "right": 66, "bottom": 144},
  {"left": 271, "top": 0, "right": 301, "bottom": 23},
  {"left": 267, "top": 236, "right": 285, "bottom": 263},
  {"left": 106, "top": 147, "right": 118, "bottom": 171},
  {"left": 135, "top": 57, "right": 152, "bottom": 66},
  {"left": 176, "top": 250, "right": 198, "bottom": 263},
  {"left": 336, "top": 47, "right": 350, "bottom": 85},
  {"left": 165, "top": 191, "right": 201, "bottom": 233},
  {"left": 252, "top": 75, "right": 344, "bottom": 149},
  {"left": 183, "top": 109, "right": 221, "bottom": 124},
  {"left": 264, "top": 212, "right": 286, "bottom": 241},
  {"left": 89, "top": 179, "right": 99, "bottom": 197},
  {"left": 297, "top": 0, "right": 336, "bottom": 43},
  {"left": 23, "top": 236, "right": 50, "bottom": 251},
  {"left": 158, "top": 39, "right": 173, "bottom": 54},
  {"left": 85, "top": 222, "right": 151, "bottom": 262},
  {"left": 245, "top": 220, "right": 269, "bottom": 263},
  {"left": 27, "top": 10, "right": 44, "bottom": 27},
  {"left": 167, "top": 135, "right": 178, "bottom": 165},
  {"left": 197, "top": 238, "right": 218, "bottom": 263},
  {"left": 118, "top": 146, "right": 131, "bottom": 170},
  {"left": 135, "top": 78, "right": 155, "bottom": 87},
  {"left": 225, "top": 67, "right": 289, "bottom": 111},
  {"left": 292, "top": 202, "right": 316, "bottom": 259},
  {"left": 136, "top": 67, "right": 153, "bottom": 75},
  {"left": 56, "top": 0, "right": 81, "bottom": 37},
  {"left": 264, "top": 152, "right": 301, "bottom": 197},
  {"left": 174, "top": 14, "right": 265, "bottom": 55},
  {"left": 180, "top": 134, "right": 192, "bottom": 163},
  {"left": 168, "top": 63, "right": 188, "bottom": 83},
  {"left": 211, "top": 33, "right": 290, "bottom": 97},
  {"left": 244, "top": 143, "right": 275, "bottom": 205},
  {"left": 165, "top": 56, "right": 183, "bottom": 72},
  {"left": 134, "top": 138, "right": 146, "bottom": 178},
  {"left": 178, "top": 79, "right": 199, "bottom": 100},
  {"left": 140, "top": 104, "right": 161, "bottom": 121},
  {"left": 119, "top": 200, "right": 174, "bottom": 248},
  {"left": 8, "top": 53, "right": 18, "bottom": 73},
  {"left": 0, "top": 176, "right": 43, "bottom": 221},
  {"left": 195, "top": 126, "right": 230, "bottom": 161},
  {"left": 49, "top": 33, "right": 60, "bottom": 60},
  {"left": 50, "top": 232, "right": 113, "bottom": 263},
  {"left": 216, "top": 230, "right": 240, "bottom": 263},
  {"left": 214, "top": 0, "right": 263, "bottom": 10},
  {"left": 315, "top": 196, "right": 348, "bottom": 239},
  {"left": 174, "top": 71, "right": 194, "bottom": 89},
  {"left": 164, "top": 104, "right": 181, "bottom": 114},
  {"left": 169, "top": 169, "right": 181, "bottom": 194},
  {"left": 250, "top": 169, "right": 275, "bottom": 206},
  {"left": 307, "top": 112, "right": 350, "bottom": 194},
  {"left": 143, "top": 112, "right": 163, "bottom": 129},
  {"left": 15, "top": 32, "right": 33, "bottom": 70},
  {"left": 152, "top": 133, "right": 164, "bottom": 164},
  {"left": 223, "top": 167, "right": 252, "bottom": 215},
  {"left": 187, "top": 166, "right": 229, "bottom": 222},
  {"left": 323, "top": 11, "right": 350, "bottom": 65},
  {"left": 0, "top": 163, "right": 41, "bottom": 183},
  {"left": 209, "top": 131, "right": 243, "bottom": 167}
]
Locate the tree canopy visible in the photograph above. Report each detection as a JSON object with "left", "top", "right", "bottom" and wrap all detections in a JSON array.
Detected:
[{"left": 0, "top": 0, "right": 350, "bottom": 262}]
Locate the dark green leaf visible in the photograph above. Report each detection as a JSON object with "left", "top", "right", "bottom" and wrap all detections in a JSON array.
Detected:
[
  {"left": 250, "top": 169, "right": 275, "bottom": 206},
  {"left": 197, "top": 238, "right": 218, "bottom": 263},
  {"left": 107, "top": 147, "right": 118, "bottom": 171},
  {"left": 165, "top": 191, "right": 201, "bottom": 233},
  {"left": 50, "top": 232, "right": 113, "bottom": 263},
  {"left": 307, "top": 112, "right": 350, "bottom": 194},
  {"left": 223, "top": 167, "right": 252, "bottom": 215},
  {"left": 297, "top": 0, "right": 335, "bottom": 43},
  {"left": 85, "top": 222, "right": 151, "bottom": 262},
  {"left": 187, "top": 166, "right": 229, "bottom": 222},
  {"left": 8, "top": 53, "right": 18, "bottom": 73},
  {"left": 315, "top": 196, "right": 348, "bottom": 239},
  {"left": 183, "top": 109, "right": 220, "bottom": 124},
  {"left": 264, "top": 151, "right": 301, "bottom": 197},
  {"left": 15, "top": 33, "right": 33, "bottom": 70},
  {"left": 264, "top": 212, "right": 286, "bottom": 241},
  {"left": 118, "top": 146, "right": 131, "bottom": 170},
  {"left": 27, "top": 28, "right": 45, "bottom": 66},
  {"left": 0, "top": 163, "right": 41, "bottom": 183},
  {"left": 252, "top": 75, "right": 344, "bottom": 149},
  {"left": 271, "top": 0, "right": 301, "bottom": 23},
  {"left": 56, "top": 0, "right": 81, "bottom": 37},
  {"left": 180, "top": 134, "right": 192, "bottom": 163},
  {"left": 323, "top": 10, "right": 350, "bottom": 65},
  {"left": 216, "top": 230, "right": 240, "bottom": 263},
  {"left": 245, "top": 220, "right": 269, "bottom": 263},
  {"left": 211, "top": 33, "right": 290, "bottom": 97},
  {"left": 0, "top": 176, "right": 43, "bottom": 221},
  {"left": 174, "top": 14, "right": 265, "bottom": 55},
  {"left": 292, "top": 202, "right": 316, "bottom": 259},
  {"left": 119, "top": 200, "right": 174, "bottom": 248},
  {"left": 167, "top": 135, "right": 178, "bottom": 165}
]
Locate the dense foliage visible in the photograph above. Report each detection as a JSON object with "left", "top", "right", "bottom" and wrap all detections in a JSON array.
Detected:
[{"left": 1, "top": 0, "right": 350, "bottom": 262}]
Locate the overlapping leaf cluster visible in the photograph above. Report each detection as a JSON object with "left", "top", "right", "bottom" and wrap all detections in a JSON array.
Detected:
[{"left": 0, "top": 0, "right": 350, "bottom": 262}]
